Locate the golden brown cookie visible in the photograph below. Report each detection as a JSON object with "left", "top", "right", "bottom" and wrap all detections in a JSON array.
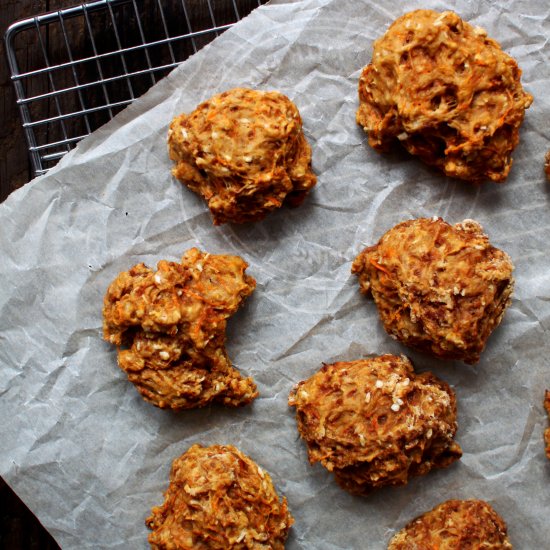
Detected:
[
  {"left": 352, "top": 217, "right": 514, "bottom": 364},
  {"left": 168, "top": 88, "right": 316, "bottom": 224},
  {"left": 545, "top": 390, "right": 550, "bottom": 460},
  {"left": 288, "top": 355, "right": 462, "bottom": 495},
  {"left": 102, "top": 248, "right": 257, "bottom": 409},
  {"left": 146, "top": 444, "right": 293, "bottom": 549},
  {"left": 387, "top": 499, "right": 512, "bottom": 549},
  {"left": 357, "top": 9, "right": 532, "bottom": 183},
  {"left": 545, "top": 151, "right": 550, "bottom": 182}
]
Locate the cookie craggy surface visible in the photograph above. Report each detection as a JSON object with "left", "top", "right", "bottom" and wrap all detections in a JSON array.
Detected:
[
  {"left": 357, "top": 9, "right": 532, "bottom": 182},
  {"left": 388, "top": 499, "right": 512, "bottom": 549},
  {"left": 289, "top": 355, "right": 462, "bottom": 495},
  {"left": 146, "top": 444, "right": 293, "bottom": 549},
  {"left": 102, "top": 248, "right": 257, "bottom": 409},
  {"left": 169, "top": 88, "right": 316, "bottom": 224},
  {"left": 352, "top": 217, "right": 514, "bottom": 364}
]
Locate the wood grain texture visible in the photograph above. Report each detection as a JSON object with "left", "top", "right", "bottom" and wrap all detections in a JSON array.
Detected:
[
  {"left": 0, "top": 477, "right": 60, "bottom": 549},
  {"left": 2, "top": 0, "right": 47, "bottom": 199}
]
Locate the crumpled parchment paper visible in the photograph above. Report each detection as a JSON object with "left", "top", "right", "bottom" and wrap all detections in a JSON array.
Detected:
[{"left": 1, "top": 0, "right": 550, "bottom": 547}]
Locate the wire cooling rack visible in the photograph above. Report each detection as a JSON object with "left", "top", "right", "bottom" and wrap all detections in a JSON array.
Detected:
[{"left": 5, "top": 0, "right": 267, "bottom": 176}]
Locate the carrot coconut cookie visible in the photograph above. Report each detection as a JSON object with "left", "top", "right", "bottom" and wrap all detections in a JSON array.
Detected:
[
  {"left": 168, "top": 88, "right": 317, "bottom": 224},
  {"left": 387, "top": 499, "right": 512, "bottom": 549},
  {"left": 357, "top": 9, "right": 532, "bottom": 183},
  {"left": 352, "top": 217, "right": 514, "bottom": 364},
  {"left": 102, "top": 248, "right": 257, "bottom": 410},
  {"left": 146, "top": 444, "right": 293, "bottom": 549},
  {"left": 288, "top": 355, "right": 462, "bottom": 495}
]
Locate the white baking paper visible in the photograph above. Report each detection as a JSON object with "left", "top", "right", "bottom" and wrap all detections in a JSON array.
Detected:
[{"left": 1, "top": 0, "right": 550, "bottom": 547}]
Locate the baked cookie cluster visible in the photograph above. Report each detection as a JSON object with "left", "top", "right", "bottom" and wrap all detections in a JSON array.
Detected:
[
  {"left": 288, "top": 355, "right": 462, "bottom": 495},
  {"left": 102, "top": 248, "right": 257, "bottom": 410},
  {"left": 168, "top": 88, "right": 316, "bottom": 225},
  {"left": 356, "top": 9, "right": 532, "bottom": 183},
  {"left": 352, "top": 217, "right": 514, "bottom": 364},
  {"left": 387, "top": 499, "right": 513, "bottom": 549},
  {"left": 147, "top": 444, "right": 293, "bottom": 549}
]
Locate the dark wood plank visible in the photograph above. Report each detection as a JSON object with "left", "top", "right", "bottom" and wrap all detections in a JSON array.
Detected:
[
  {"left": 0, "top": 477, "right": 60, "bottom": 549},
  {"left": 2, "top": 0, "right": 43, "bottom": 199}
]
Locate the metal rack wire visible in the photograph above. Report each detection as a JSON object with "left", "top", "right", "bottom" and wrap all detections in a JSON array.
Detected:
[{"left": 5, "top": 0, "right": 267, "bottom": 176}]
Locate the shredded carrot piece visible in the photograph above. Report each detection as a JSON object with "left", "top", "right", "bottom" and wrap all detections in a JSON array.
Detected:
[
  {"left": 369, "top": 258, "right": 390, "bottom": 275},
  {"left": 389, "top": 306, "right": 404, "bottom": 324}
]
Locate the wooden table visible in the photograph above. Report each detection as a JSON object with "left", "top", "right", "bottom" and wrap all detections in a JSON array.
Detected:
[{"left": 0, "top": 1, "right": 261, "bottom": 546}]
